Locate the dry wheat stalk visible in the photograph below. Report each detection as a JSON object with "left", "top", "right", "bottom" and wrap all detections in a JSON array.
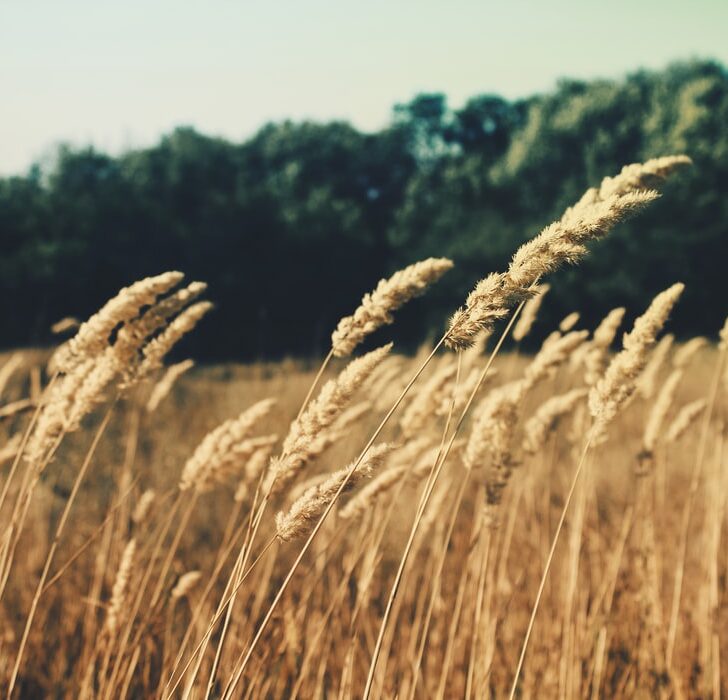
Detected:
[
  {"left": 558, "top": 312, "right": 580, "bottom": 332},
  {"left": 641, "top": 369, "right": 683, "bottom": 456},
  {"left": 636, "top": 333, "right": 674, "bottom": 399},
  {"left": 179, "top": 398, "right": 276, "bottom": 492},
  {"left": 584, "top": 307, "right": 626, "bottom": 385},
  {"left": 171, "top": 571, "right": 202, "bottom": 600},
  {"left": 105, "top": 539, "right": 137, "bottom": 635},
  {"left": 265, "top": 345, "right": 391, "bottom": 496},
  {"left": 234, "top": 443, "right": 279, "bottom": 503},
  {"left": 275, "top": 444, "right": 393, "bottom": 541},
  {"left": 331, "top": 258, "right": 453, "bottom": 357},
  {"left": 132, "top": 489, "right": 156, "bottom": 525},
  {"left": 523, "top": 389, "right": 588, "bottom": 455},
  {"left": 447, "top": 156, "right": 689, "bottom": 350},
  {"left": 146, "top": 360, "right": 195, "bottom": 412},
  {"left": 135, "top": 301, "right": 213, "bottom": 379},
  {"left": 338, "top": 454, "right": 404, "bottom": 522},
  {"left": 666, "top": 399, "right": 708, "bottom": 443},
  {"left": 512, "top": 284, "right": 550, "bottom": 342},
  {"left": 589, "top": 283, "right": 685, "bottom": 433},
  {"left": 53, "top": 271, "right": 184, "bottom": 373}
]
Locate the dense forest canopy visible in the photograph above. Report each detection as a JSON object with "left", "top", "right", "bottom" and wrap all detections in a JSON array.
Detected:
[{"left": 1, "top": 60, "right": 726, "bottom": 360}]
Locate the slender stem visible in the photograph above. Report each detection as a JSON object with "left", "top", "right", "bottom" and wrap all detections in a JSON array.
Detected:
[
  {"left": 222, "top": 338, "right": 446, "bottom": 698},
  {"left": 163, "top": 535, "right": 277, "bottom": 699},
  {"left": 0, "top": 373, "right": 57, "bottom": 517},
  {"left": 406, "top": 474, "right": 472, "bottom": 700},
  {"left": 507, "top": 429, "right": 595, "bottom": 700},
  {"left": 7, "top": 404, "right": 114, "bottom": 699},
  {"left": 363, "top": 304, "right": 525, "bottom": 700},
  {"left": 194, "top": 349, "right": 335, "bottom": 692},
  {"left": 296, "top": 348, "right": 334, "bottom": 420},
  {"left": 665, "top": 343, "right": 726, "bottom": 664},
  {"left": 42, "top": 477, "right": 141, "bottom": 594}
]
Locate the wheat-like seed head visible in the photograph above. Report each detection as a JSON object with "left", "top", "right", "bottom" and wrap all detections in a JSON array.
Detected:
[
  {"left": 445, "top": 156, "right": 684, "bottom": 350},
  {"left": 180, "top": 398, "right": 276, "bottom": 492},
  {"left": 589, "top": 283, "right": 685, "bottom": 432},
  {"left": 53, "top": 271, "right": 184, "bottom": 373},
  {"left": 558, "top": 312, "right": 580, "bottom": 332},
  {"left": 642, "top": 369, "right": 683, "bottom": 454},
  {"left": 275, "top": 443, "right": 393, "bottom": 541},
  {"left": 666, "top": 399, "right": 707, "bottom": 443},
  {"left": 105, "top": 539, "right": 136, "bottom": 635},
  {"left": 523, "top": 389, "right": 588, "bottom": 455},
  {"left": 146, "top": 359, "right": 195, "bottom": 413},
  {"left": 132, "top": 489, "right": 156, "bottom": 525},
  {"left": 135, "top": 301, "right": 213, "bottom": 380},
  {"left": 331, "top": 258, "right": 453, "bottom": 357},
  {"left": 338, "top": 454, "right": 403, "bottom": 522},
  {"left": 512, "top": 284, "right": 550, "bottom": 342},
  {"left": 584, "top": 307, "right": 626, "bottom": 386},
  {"left": 265, "top": 345, "right": 391, "bottom": 496},
  {"left": 171, "top": 571, "right": 202, "bottom": 600}
]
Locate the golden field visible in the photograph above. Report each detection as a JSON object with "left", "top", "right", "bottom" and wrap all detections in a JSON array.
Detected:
[
  {"left": 1, "top": 155, "right": 725, "bottom": 699},
  {"left": 0, "top": 335, "right": 725, "bottom": 698}
]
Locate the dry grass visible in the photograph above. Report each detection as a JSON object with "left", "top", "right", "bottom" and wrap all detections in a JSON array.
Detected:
[
  {"left": 0, "top": 339, "right": 724, "bottom": 698},
  {"left": 1, "top": 155, "right": 726, "bottom": 699}
]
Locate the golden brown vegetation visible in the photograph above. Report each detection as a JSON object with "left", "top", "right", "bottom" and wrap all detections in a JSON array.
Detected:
[{"left": 1, "top": 155, "right": 726, "bottom": 699}]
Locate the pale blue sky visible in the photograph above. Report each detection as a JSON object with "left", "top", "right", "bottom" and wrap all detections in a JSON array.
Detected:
[{"left": 2, "top": 0, "right": 727, "bottom": 174}]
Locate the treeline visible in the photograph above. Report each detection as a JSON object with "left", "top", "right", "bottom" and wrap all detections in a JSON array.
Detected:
[{"left": 1, "top": 60, "right": 727, "bottom": 360}]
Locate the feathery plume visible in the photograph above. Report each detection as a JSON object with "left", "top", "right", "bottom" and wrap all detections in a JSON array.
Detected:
[
  {"left": 446, "top": 187, "right": 661, "bottom": 350},
  {"left": 636, "top": 333, "right": 675, "bottom": 399},
  {"left": 265, "top": 345, "right": 391, "bottom": 496},
  {"left": 53, "top": 271, "right": 183, "bottom": 373},
  {"left": 447, "top": 157, "right": 689, "bottom": 350},
  {"left": 523, "top": 389, "right": 587, "bottom": 455},
  {"left": 171, "top": 571, "right": 202, "bottom": 600},
  {"left": 113, "top": 282, "right": 207, "bottom": 374},
  {"left": 105, "top": 539, "right": 136, "bottom": 635},
  {"left": 331, "top": 258, "right": 453, "bottom": 357},
  {"left": 666, "top": 399, "right": 707, "bottom": 443},
  {"left": 589, "top": 283, "right": 685, "bottom": 432},
  {"left": 512, "top": 284, "right": 550, "bottom": 342},
  {"left": 584, "top": 307, "right": 626, "bottom": 385},
  {"left": 134, "top": 301, "right": 213, "bottom": 380},
  {"left": 132, "top": 489, "right": 156, "bottom": 525},
  {"left": 642, "top": 369, "right": 683, "bottom": 455},
  {"left": 275, "top": 444, "right": 393, "bottom": 541},
  {"left": 179, "top": 398, "right": 276, "bottom": 492},
  {"left": 559, "top": 312, "right": 580, "bottom": 332},
  {"left": 146, "top": 359, "right": 195, "bottom": 412}
]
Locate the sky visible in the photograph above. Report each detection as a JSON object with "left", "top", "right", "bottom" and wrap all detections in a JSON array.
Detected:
[{"left": 2, "top": 0, "right": 727, "bottom": 175}]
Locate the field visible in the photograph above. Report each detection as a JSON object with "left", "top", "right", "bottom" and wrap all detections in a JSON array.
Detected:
[{"left": 1, "top": 155, "right": 726, "bottom": 698}]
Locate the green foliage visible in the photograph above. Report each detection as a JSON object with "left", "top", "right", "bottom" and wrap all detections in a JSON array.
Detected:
[{"left": 1, "top": 60, "right": 726, "bottom": 358}]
